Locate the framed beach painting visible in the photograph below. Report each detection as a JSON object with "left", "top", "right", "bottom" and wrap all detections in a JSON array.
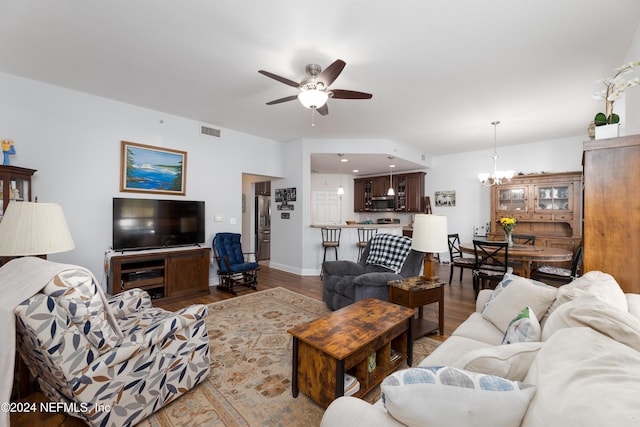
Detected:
[{"left": 120, "top": 141, "right": 187, "bottom": 195}]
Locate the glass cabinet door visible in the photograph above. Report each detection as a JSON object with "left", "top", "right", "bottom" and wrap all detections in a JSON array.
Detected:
[
  {"left": 10, "top": 177, "right": 28, "bottom": 202},
  {"left": 534, "top": 185, "right": 571, "bottom": 212},
  {"left": 497, "top": 187, "right": 527, "bottom": 212}
]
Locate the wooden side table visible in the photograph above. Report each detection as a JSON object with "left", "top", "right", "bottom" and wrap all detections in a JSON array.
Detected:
[{"left": 388, "top": 277, "right": 445, "bottom": 338}]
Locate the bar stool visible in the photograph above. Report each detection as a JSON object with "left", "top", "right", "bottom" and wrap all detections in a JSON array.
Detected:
[
  {"left": 320, "top": 227, "right": 341, "bottom": 277},
  {"left": 356, "top": 227, "right": 377, "bottom": 260}
]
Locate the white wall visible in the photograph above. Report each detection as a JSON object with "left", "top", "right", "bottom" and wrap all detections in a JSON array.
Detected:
[{"left": 0, "top": 72, "right": 284, "bottom": 287}]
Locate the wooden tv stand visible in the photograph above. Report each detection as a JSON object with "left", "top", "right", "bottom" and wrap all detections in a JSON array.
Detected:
[{"left": 108, "top": 246, "right": 211, "bottom": 302}]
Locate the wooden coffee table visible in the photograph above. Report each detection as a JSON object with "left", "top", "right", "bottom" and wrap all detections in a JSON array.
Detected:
[{"left": 287, "top": 298, "right": 415, "bottom": 408}]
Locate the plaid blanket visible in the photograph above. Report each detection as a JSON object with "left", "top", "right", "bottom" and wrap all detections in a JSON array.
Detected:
[{"left": 366, "top": 234, "right": 413, "bottom": 273}]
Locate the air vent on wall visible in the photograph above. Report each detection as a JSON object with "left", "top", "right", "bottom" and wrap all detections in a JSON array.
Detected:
[{"left": 201, "top": 125, "right": 221, "bottom": 137}]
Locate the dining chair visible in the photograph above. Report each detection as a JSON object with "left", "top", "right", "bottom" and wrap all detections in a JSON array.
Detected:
[
  {"left": 509, "top": 234, "right": 536, "bottom": 275},
  {"left": 321, "top": 227, "right": 341, "bottom": 277},
  {"left": 472, "top": 240, "right": 512, "bottom": 299},
  {"left": 512, "top": 234, "right": 536, "bottom": 245},
  {"left": 531, "top": 245, "right": 583, "bottom": 286},
  {"left": 447, "top": 233, "right": 476, "bottom": 285}
]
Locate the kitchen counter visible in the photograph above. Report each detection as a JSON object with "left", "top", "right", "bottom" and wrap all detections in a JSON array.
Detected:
[{"left": 310, "top": 224, "right": 408, "bottom": 265}]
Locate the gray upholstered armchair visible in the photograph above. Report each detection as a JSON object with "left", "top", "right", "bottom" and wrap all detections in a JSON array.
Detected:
[{"left": 322, "top": 234, "right": 425, "bottom": 310}]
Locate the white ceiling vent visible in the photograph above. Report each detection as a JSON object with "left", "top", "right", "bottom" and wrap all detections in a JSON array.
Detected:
[{"left": 201, "top": 125, "right": 221, "bottom": 137}]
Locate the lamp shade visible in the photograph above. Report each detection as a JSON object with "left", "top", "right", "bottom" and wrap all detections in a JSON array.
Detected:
[
  {"left": 0, "top": 202, "right": 75, "bottom": 256},
  {"left": 411, "top": 214, "right": 448, "bottom": 253},
  {"left": 298, "top": 89, "right": 329, "bottom": 109}
]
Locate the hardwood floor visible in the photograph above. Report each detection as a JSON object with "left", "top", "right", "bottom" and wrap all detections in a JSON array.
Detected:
[
  {"left": 158, "top": 262, "right": 478, "bottom": 337},
  {"left": 12, "top": 262, "right": 477, "bottom": 426}
]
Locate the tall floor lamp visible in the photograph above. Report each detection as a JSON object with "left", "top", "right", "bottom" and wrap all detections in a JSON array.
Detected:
[
  {"left": 0, "top": 201, "right": 75, "bottom": 258},
  {"left": 411, "top": 214, "right": 448, "bottom": 281}
]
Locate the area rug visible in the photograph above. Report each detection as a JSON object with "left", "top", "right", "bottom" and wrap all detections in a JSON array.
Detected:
[{"left": 138, "top": 287, "right": 440, "bottom": 427}]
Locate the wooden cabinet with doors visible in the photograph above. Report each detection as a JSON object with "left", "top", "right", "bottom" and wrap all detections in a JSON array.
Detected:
[
  {"left": 354, "top": 172, "right": 425, "bottom": 213},
  {"left": 395, "top": 172, "right": 425, "bottom": 212},
  {"left": 488, "top": 172, "right": 582, "bottom": 257},
  {"left": 583, "top": 135, "right": 640, "bottom": 293},
  {"left": 255, "top": 181, "right": 271, "bottom": 195},
  {"left": 109, "top": 247, "right": 210, "bottom": 302},
  {"left": 371, "top": 175, "right": 391, "bottom": 197},
  {"left": 0, "top": 165, "right": 36, "bottom": 218}
]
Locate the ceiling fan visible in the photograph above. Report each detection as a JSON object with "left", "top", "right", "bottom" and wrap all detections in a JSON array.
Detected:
[{"left": 258, "top": 59, "right": 373, "bottom": 120}]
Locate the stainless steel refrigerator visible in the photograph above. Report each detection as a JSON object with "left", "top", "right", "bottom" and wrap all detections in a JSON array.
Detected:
[{"left": 255, "top": 195, "right": 271, "bottom": 260}]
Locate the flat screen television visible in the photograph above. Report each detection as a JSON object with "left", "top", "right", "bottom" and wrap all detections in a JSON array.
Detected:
[{"left": 112, "top": 198, "right": 205, "bottom": 251}]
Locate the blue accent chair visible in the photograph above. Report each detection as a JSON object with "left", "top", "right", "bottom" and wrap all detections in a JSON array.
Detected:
[{"left": 213, "top": 232, "right": 259, "bottom": 294}]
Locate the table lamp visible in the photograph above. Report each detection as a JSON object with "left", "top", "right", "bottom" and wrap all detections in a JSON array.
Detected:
[
  {"left": 0, "top": 201, "right": 75, "bottom": 257},
  {"left": 411, "top": 214, "right": 448, "bottom": 281}
]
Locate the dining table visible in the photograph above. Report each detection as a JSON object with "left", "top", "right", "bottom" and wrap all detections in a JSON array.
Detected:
[{"left": 459, "top": 242, "right": 573, "bottom": 278}]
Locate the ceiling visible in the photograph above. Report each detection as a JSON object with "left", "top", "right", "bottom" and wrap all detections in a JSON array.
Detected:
[{"left": 2, "top": 1, "right": 640, "bottom": 175}]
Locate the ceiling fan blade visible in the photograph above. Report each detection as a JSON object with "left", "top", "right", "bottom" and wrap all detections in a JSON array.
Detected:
[
  {"left": 317, "top": 59, "right": 346, "bottom": 88},
  {"left": 266, "top": 95, "right": 299, "bottom": 105},
  {"left": 317, "top": 104, "right": 329, "bottom": 116},
  {"left": 258, "top": 70, "right": 300, "bottom": 88},
  {"left": 331, "top": 89, "right": 373, "bottom": 100}
]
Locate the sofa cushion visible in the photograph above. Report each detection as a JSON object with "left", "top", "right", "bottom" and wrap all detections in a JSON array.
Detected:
[
  {"left": 548, "top": 270, "right": 627, "bottom": 315},
  {"left": 381, "top": 366, "right": 536, "bottom": 427},
  {"left": 541, "top": 294, "right": 640, "bottom": 350},
  {"left": 452, "top": 312, "right": 505, "bottom": 345},
  {"left": 522, "top": 327, "right": 640, "bottom": 427},
  {"left": 502, "top": 306, "right": 541, "bottom": 344},
  {"left": 42, "top": 269, "right": 122, "bottom": 353},
  {"left": 419, "top": 335, "right": 495, "bottom": 367},
  {"left": 452, "top": 342, "right": 544, "bottom": 382},
  {"left": 482, "top": 278, "right": 557, "bottom": 333}
]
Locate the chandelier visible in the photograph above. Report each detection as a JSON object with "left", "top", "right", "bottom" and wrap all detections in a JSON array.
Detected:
[{"left": 478, "top": 121, "right": 514, "bottom": 186}]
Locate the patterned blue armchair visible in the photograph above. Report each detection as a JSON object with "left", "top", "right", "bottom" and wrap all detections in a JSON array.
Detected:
[{"left": 14, "top": 269, "right": 210, "bottom": 427}]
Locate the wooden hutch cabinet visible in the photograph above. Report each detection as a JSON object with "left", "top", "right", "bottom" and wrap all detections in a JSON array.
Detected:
[
  {"left": 583, "top": 135, "right": 640, "bottom": 293},
  {"left": 354, "top": 172, "right": 425, "bottom": 213},
  {"left": 0, "top": 165, "right": 37, "bottom": 217},
  {"left": 488, "top": 172, "right": 582, "bottom": 255}
]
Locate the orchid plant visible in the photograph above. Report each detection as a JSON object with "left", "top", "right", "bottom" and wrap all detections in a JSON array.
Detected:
[{"left": 593, "top": 60, "right": 640, "bottom": 126}]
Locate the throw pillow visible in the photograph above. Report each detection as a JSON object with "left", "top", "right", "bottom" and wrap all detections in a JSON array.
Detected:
[
  {"left": 501, "top": 306, "right": 541, "bottom": 344},
  {"left": 453, "top": 342, "right": 544, "bottom": 382},
  {"left": 365, "top": 234, "right": 412, "bottom": 273},
  {"left": 482, "top": 277, "right": 557, "bottom": 333},
  {"left": 483, "top": 274, "right": 551, "bottom": 311},
  {"left": 381, "top": 366, "right": 536, "bottom": 427},
  {"left": 43, "top": 269, "right": 122, "bottom": 353}
]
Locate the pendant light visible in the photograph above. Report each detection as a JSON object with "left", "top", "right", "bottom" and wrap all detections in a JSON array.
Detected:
[
  {"left": 387, "top": 156, "right": 395, "bottom": 196},
  {"left": 337, "top": 154, "right": 346, "bottom": 195},
  {"left": 478, "top": 121, "right": 515, "bottom": 186}
]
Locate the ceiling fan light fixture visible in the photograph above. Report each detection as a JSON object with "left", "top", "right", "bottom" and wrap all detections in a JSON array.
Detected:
[{"left": 298, "top": 89, "right": 329, "bottom": 109}]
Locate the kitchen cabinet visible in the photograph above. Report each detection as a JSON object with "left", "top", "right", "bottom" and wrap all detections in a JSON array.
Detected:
[
  {"left": 371, "top": 176, "right": 391, "bottom": 197},
  {"left": 255, "top": 181, "right": 271, "bottom": 195},
  {"left": 583, "top": 135, "right": 640, "bottom": 293},
  {"left": 395, "top": 172, "right": 425, "bottom": 212},
  {"left": 489, "top": 172, "right": 582, "bottom": 256},
  {"left": 354, "top": 172, "right": 425, "bottom": 213},
  {"left": 0, "top": 165, "right": 36, "bottom": 218}
]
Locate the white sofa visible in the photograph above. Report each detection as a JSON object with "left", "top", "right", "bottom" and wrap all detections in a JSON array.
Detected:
[{"left": 321, "top": 271, "right": 640, "bottom": 427}]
